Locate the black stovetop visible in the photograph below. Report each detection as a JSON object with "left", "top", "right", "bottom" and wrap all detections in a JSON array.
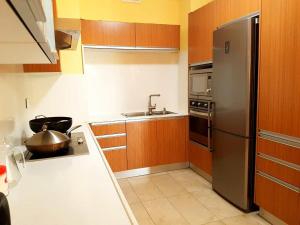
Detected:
[{"left": 25, "top": 132, "right": 89, "bottom": 161}]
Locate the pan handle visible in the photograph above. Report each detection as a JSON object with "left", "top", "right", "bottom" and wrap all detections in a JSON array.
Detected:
[
  {"left": 66, "top": 125, "right": 82, "bottom": 136},
  {"left": 35, "top": 115, "right": 47, "bottom": 119}
]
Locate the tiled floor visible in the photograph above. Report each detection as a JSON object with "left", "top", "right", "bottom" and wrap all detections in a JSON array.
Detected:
[{"left": 118, "top": 169, "right": 271, "bottom": 225}]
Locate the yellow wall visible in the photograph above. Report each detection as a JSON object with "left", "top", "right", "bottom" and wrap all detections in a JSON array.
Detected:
[
  {"left": 80, "top": 0, "right": 180, "bottom": 24},
  {"left": 56, "top": 0, "right": 80, "bottom": 18},
  {"left": 190, "top": 0, "right": 213, "bottom": 12}
]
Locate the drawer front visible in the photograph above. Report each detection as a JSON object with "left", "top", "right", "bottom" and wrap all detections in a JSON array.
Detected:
[
  {"left": 255, "top": 172, "right": 300, "bottom": 225},
  {"left": 256, "top": 154, "right": 300, "bottom": 188},
  {"left": 97, "top": 135, "right": 127, "bottom": 149},
  {"left": 90, "top": 122, "right": 126, "bottom": 136},
  {"left": 189, "top": 141, "right": 212, "bottom": 175},
  {"left": 257, "top": 135, "right": 300, "bottom": 166},
  {"left": 103, "top": 149, "right": 127, "bottom": 172}
]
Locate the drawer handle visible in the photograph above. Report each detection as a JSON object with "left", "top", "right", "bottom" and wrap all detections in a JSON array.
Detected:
[
  {"left": 258, "top": 130, "right": 300, "bottom": 149},
  {"left": 257, "top": 152, "right": 300, "bottom": 172},
  {"left": 102, "top": 146, "right": 126, "bottom": 152},
  {"left": 257, "top": 170, "right": 300, "bottom": 193},
  {"left": 96, "top": 133, "right": 126, "bottom": 139}
]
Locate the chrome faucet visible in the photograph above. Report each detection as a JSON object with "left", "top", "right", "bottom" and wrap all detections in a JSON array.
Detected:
[{"left": 148, "top": 94, "right": 160, "bottom": 115}]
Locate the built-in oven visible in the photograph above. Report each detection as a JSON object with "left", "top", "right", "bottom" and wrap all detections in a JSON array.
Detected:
[
  {"left": 189, "top": 63, "right": 213, "bottom": 100},
  {"left": 189, "top": 99, "right": 213, "bottom": 150}
]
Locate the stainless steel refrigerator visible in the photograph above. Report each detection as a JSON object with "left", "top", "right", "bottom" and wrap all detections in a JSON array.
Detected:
[{"left": 212, "top": 16, "right": 259, "bottom": 211}]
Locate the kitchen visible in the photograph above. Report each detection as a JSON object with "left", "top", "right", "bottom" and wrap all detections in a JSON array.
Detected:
[{"left": 0, "top": 0, "right": 299, "bottom": 225}]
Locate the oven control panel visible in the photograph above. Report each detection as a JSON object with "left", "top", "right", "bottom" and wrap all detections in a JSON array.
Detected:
[{"left": 189, "top": 99, "right": 211, "bottom": 111}]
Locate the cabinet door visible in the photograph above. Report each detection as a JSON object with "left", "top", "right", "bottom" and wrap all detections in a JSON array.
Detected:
[
  {"left": 136, "top": 23, "right": 180, "bottom": 49},
  {"left": 189, "top": 141, "right": 212, "bottom": 175},
  {"left": 258, "top": 0, "right": 300, "bottom": 137},
  {"left": 215, "top": 0, "right": 260, "bottom": 27},
  {"left": 188, "top": 1, "right": 215, "bottom": 64},
  {"left": 156, "top": 117, "right": 188, "bottom": 165},
  {"left": 127, "top": 120, "right": 157, "bottom": 169},
  {"left": 81, "top": 20, "right": 136, "bottom": 47},
  {"left": 103, "top": 149, "right": 127, "bottom": 172},
  {"left": 255, "top": 173, "right": 300, "bottom": 225}
]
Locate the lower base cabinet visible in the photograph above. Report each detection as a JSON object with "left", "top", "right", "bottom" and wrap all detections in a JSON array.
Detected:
[
  {"left": 156, "top": 117, "right": 188, "bottom": 165},
  {"left": 127, "top": 120, "right": 158, "bottom": 169},
  {"left": 127, "top": 117, "right": 188, "bottom": 170},
  {"left": 189, "top": 141, "right": 212, "bottom": 175},
  {"left": 255, "top": 173, "right": 300, "bottom": 225},
  {"left": 103, "top": 149, "right": 128, "bottom": 172}
]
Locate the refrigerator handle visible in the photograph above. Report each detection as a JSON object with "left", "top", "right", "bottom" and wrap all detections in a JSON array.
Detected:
[{"left": 208, "top": 102, "right": 214, "bottom": 152}]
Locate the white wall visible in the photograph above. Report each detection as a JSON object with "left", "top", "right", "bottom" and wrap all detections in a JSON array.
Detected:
[
  {"left": 0, "top": 49, "right": 185, "bottom": 141},
  {"left": 83, "top": 49, "right": 181, "bottom": 117}
]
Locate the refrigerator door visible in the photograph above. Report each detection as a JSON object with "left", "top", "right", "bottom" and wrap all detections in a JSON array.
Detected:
[
  {"left": 212, "top": 129, "right": 251, "bottom": 210},
  {"left": 212, "top": 18, "right": 254, "bottom": 137}
]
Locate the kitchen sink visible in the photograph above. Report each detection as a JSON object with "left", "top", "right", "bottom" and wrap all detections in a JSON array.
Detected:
[{"left": 122, "top": 110, "right": 176, "bottom": 118}]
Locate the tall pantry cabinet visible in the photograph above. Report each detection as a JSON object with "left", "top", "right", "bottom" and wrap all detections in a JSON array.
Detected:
[{"left": 255, "top": 0, "right": 300, "bottom": 224}]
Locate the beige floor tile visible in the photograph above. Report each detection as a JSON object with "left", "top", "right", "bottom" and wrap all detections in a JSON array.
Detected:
[
  {"left": 128, "top": 176, "right": 164, "bottom": 202},
  {"left": 191, "top": 188, "right": 218, "bottom": 203},
  {"left": 150, "top": 174, "right": 187, "bottom": 197},
  {"left": 118, "top": 178, "right": 140, "bottom": 204},
  {"left": 221, "top": 213, "right": 271, "bottom": 225},
  {"left": 143, "top": 198, "right": 189, "bottom": 225},
  {"left": 169, "top": 169, "right": 211, "bottom": 192},
  {"left": 130, "top": 202, "right": 155, "bottom": 225},
  {"left": 204, "top": 221, "right": 225, "bottom": 225},
  {"left": 193, "top": 192, "right": 243, "bottom": 220},
  {"left": 168, "top": 193, "right": 219, "bottom": 225}
]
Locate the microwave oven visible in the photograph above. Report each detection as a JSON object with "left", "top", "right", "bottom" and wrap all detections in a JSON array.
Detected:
[{"left": 189, "top": 64, "right": 213, "bottom": 99}]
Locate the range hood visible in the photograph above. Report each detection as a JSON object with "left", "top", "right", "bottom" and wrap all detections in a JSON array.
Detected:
[{"left": 55, "top": 18, "right": 81, "bottom": 51}]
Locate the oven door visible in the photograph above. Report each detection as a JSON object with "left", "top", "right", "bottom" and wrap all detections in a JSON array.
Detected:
[{"left": 189, "top": 110, "right": 211, "bottom": 148}]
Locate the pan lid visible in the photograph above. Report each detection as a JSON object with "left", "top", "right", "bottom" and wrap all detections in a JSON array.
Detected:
[{"left": 26, "top": 129, "right": 70, "bottom": 146}]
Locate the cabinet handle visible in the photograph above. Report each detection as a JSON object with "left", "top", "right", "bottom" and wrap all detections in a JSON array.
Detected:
[
  {"left": 257, "top": 152, "right": 300, "bottom": 172},
  {"left": 102, "top": 146, "right": 126, "bottom": 152},
  {"left": 258, "top": 130, "right": 300, "bottom": 149},
  {"left": 257, "top": 170, "right": 300, "bottom": 193},
  {"left": 96, "top": 133, "right": 126, "bottom": 139}
]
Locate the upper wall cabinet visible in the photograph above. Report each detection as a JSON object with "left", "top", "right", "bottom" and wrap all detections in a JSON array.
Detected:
[
  {"left": 188, "top": 1, "right": 215, "bottom": 64},
  {"left": 81, "top": 20, "right": 136, "bottom": 47},
  {"left": 81, "top": 20, "right": 180, "bottom": 50},
  {"left": 135, "top": 23, "right": 180, "bottom": 49},
  {"left": 214, "top": 0, "right": 260, "bottom": 27}
]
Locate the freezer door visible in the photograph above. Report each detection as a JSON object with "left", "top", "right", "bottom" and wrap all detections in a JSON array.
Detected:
[
  {"left": 212, "top": 18, "right": 254, "bottom": 137},
  {"left": 212, "top": 129, "right": 251, "bottom": 210}
]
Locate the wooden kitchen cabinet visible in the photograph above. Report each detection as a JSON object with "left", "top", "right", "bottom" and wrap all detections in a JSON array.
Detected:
[
  {"left": 81, "top": 20, "right": 136, "bottom": 47},
  {"left": 127, "top": 120, "right": 158, "bottom": 169},
  {"left": 258, "top": 0, "right": 300, "bottom": 137},
  {"left": 156, "top": 117, "right": 188, "bottom": 165},
  {"left": 214, "top": 0, "right": 260, "bottom": 27},
  {"left": 255, "top": 173, "right": 300, "bottom": 225},
  {"left": 189, "top": 141, "right": 212, "bottom": 176},
  {"left": 135, "top": 23, "right": 180, "bottom": 49},
  {"left": 255, "top": 136, "right": 300, "bottom": 224},
  {"left": 126, "top": 117, "right": 188, "bottom": 170},
  {"left": 91, "top": 122, "right": 127, "bottom": 172},
  {"left": 90, "top": 122, "right": 126, "bottom": 136},
  {"left": 103, "top": 149, "right": 128, "bottom": 172},
  {"left": 188, "top": 1, "right": 215, "bottom": 64}
]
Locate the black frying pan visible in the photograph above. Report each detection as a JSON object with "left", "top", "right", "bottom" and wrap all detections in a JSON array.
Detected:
[{"left": 29, "top": 115, "right": 72, "bottom": 133}]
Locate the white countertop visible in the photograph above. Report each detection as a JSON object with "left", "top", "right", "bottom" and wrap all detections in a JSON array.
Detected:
[
  {"left": 7, "top": 125, "right": 137, "bottom": 225},
  {"left": 88, "top": 112, "right": 188, "bottom": 124}
]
